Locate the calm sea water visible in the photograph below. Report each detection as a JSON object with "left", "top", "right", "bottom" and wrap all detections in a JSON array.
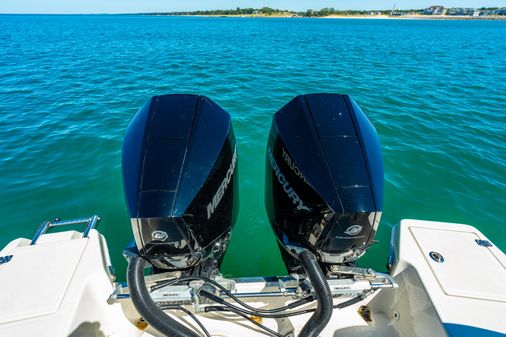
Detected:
[{"left": 0, "top": 15, "right": 505, "bottom": 280}]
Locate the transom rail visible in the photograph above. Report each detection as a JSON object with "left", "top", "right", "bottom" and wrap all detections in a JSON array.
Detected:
[{"left": 30, "top": 215, "right": 100, "bottom": 245}]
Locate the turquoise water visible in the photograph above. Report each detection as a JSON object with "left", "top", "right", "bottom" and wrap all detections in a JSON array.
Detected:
[{"left": 1, "top": 15, "right": 505, "bottom": 280}]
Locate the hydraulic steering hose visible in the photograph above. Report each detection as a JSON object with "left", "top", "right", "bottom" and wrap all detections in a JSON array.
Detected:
[
  {"left": 297, "top": 250, "right": 333, "bottom": 337},
  {"left": 128, "top": 252, "right": 335, "bottom": 337},
  {"left": 127, "top": 255, "right": 201, "bottom": 337}
]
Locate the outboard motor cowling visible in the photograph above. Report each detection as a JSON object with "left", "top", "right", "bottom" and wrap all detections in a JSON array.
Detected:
[
  {"left": 123, "top": 94, "right": 238, "bottom": 272},
  {"left": 265, "top": 94, "right": 383, "bottom": 270}
]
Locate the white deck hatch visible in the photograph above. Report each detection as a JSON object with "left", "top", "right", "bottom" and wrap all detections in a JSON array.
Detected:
[
  {"left": 0, "top": 237, "right": 87, "bottom": 324},
  {"left": 410, "top": 226, "right": 506, "bottom": 302}
]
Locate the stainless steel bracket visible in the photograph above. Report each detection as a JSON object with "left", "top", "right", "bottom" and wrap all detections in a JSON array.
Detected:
[{"left": 30, "top": 215, "right": 100, "bottom": 245}]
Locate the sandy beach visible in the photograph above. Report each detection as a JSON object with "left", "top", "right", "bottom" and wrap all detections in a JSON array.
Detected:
[
  {"left": 321, "top": 14, "right": 506, "bottom": 20},
  {"left": 157, "top": 13, "right": 506, "bottom": 20}
]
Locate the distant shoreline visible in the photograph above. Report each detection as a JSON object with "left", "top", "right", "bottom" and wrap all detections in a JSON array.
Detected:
[
  {"left": 1, "top": 13, "right": 505, "bottom": 20},
  {"left": 324, "top": 15, "right": 506, "bottom": 20},
  {"left": 147, "top": 14, "right": 506, "bottom": 20}
]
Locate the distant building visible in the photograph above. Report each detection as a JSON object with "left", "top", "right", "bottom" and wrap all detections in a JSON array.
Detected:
[
  {"left": 447, "top": 7, "right": 506, "bottom": 16},
  {"left": 423, "top": 5, "right": 445, "bottom": 15},
  {"left": 447, "top": 7, "right": 474, "bottom": 16}
]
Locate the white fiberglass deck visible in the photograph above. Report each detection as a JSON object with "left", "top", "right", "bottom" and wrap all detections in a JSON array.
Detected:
[{"left": 0, "top": 219, "right": 505, "bottom": 337}]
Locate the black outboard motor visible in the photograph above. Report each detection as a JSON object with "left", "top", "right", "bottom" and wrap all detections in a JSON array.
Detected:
[
  {"left": 265, "top": 93, "right": 383, "bottom": 272},
  {"left": 123, "top": 94, "right": 238, "bottom": 273},
  {"left": 123, "top": 94, "right": 238, "bottom": 337}
]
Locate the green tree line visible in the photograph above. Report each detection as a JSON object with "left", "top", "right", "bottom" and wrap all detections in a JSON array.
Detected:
[{"left": 146, "top": 7, "right": 505, "bottom": 17}]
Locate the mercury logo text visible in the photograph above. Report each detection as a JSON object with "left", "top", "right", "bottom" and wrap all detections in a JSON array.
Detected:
[
  {"left": 268, "top": 147, "right": 308, "bottom": 211},
  {"left": 207, "top": 146, "right": 237, "bottom": 219}
]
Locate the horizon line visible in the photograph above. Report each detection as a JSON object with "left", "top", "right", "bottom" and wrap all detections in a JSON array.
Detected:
[{"left": 2, "top": 5, "right": 505, "bottom": 15}]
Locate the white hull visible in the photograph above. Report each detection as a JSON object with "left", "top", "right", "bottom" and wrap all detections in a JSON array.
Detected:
[{"left": 0, "top": 219, "right": 505, "bottom": 337}]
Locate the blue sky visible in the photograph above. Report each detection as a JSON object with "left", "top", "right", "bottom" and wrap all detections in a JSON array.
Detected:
[{"left": 1, "top": 0, "right": 505, "bottom": 14}]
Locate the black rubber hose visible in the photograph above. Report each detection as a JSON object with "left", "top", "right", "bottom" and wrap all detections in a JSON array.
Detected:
[
  {"left": 207, "top": 306, "right": 286, "bottom": 337},
  {"left": 153, "top": 276, "right": 314, "bottom": 313},
  {"left": 297, "top": 250, "right": 333, "bottom": 337},
  {"left": 127, "top": 255, "right": 201, "bottom": 337}
]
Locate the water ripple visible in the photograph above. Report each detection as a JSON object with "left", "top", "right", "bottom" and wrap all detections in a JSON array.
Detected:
[{"left": 0, "top": 15, "right": 505, "bottom": 279}]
